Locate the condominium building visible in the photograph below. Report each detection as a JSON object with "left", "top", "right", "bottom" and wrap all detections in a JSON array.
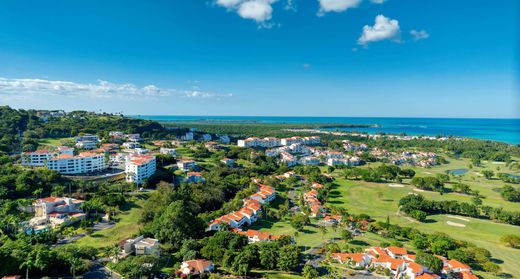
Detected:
[
  {"left": 22, "top": 149, "right": 56, "bottom": 167},
  {"left": 46, "top": 152, "right": 106, "bottom": 174},
  {"left": 125, "top": 155, "right": 156, "bottom": 184}
]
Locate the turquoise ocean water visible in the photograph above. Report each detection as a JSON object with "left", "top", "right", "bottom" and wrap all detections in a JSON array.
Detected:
[{"left": 132, "top": 116, "right": 520, "bottom": 144}]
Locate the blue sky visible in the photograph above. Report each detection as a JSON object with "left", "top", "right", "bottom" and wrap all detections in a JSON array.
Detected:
[{"left": 0, "top": 0, "right": 518, "bottom": 118}]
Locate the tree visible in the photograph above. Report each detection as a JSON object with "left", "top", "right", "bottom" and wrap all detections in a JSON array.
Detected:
[
  {"left": 318, "top": 226, "right": 328, "bottom": 239},
  {"left": 416, "top": 252, "right": 444, "bottom": 274},
  {"left": 151, "top": 200, "right": 204, "bottom": 249},
  {"left": 302, "top": 264, "right": 319, "bottom": 279},
  {"left": 277, "top": 245, "right": 300, "bottom": 271},
  {"left": 20, "top": 252, "right": 36, "bottom": 279},
  {"left": 341, "top": 230, "right": 353, "bottom": 242},
  {"left": 410, "top": 210, "right": 427, "bottom": 221},
  {"left": 500, "top": 234, "right": 520, "bottom": 248},
  {"left": 481, "top": 170, "right": 494, "bottom": 180},
  {"left": 69, "top": 257, "right": 82, "bottom": 279}
]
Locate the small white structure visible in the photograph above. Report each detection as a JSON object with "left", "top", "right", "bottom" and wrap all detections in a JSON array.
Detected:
[
  {"left": 177, "top": 160, "right": 196, "bottom": 171},
  {"left": 119, "top": 236, "right": 159, "bottom": 258},
  {"left": 160, "top": 147, "right": 177, "bottom": 156}
]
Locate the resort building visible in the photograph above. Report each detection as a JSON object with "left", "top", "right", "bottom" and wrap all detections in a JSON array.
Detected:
[
  {"left": 46, "top": 152, "right": 106, "bottom": 174},
  {"left": 21, "top": 149, "right": 56, "bottom": 167},
  {"left": 122, "top": 142, "right": 140, "bottom": 149},
  {"left": 300, "top": 156, "right": 321, "bottom": 166},
  {"left": 125, "top": 155, "right": 156, "bottom": 184},
  {"left": 75, "top": 140, "right": 98, "bottom": 150},
  {"left": 208, "top": 184, "right": 276, "bottom": 231}
]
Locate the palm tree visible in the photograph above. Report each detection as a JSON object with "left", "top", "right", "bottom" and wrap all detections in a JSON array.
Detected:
[
  {"left": 69, "top": 257, "right": 82, "bottom": 279},
  {"left": 20, "top": 255, "right": 35, "bottom": 279}
]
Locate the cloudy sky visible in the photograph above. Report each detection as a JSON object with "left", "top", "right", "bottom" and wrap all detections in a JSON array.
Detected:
[{"left": 0, "top": 0, "right": 518, "bottom": 118}]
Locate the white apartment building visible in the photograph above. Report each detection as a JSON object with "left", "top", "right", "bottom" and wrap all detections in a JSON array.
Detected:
[
  {"left": 46, "top": 152, "right": 106, "bottom": 174},
  {"left": 300, "top": 156, "right": 321, "bottom": 166},
  {"left": 125, "top": 155, "right": 156, "bottom": 184},
  {"left": 123, "top": 142, "right": 140, "bottom": 149},
  {"left": 22, "top": 149, "right": 56, "bottom": 167},
  {"left": 237, "top": 137, "right": 281, "bottom": 148},
  {"left": 75, "top": 140, "right": 98, "bottom": 150},
  {"left": 75, "top": 134, "right": 99, "bottom": 143}
]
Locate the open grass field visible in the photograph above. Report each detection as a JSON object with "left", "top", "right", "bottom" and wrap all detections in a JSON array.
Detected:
[
  {"left": 39, "top": 137, "right": 74, "bottom": 147},
  {"left": 75, "top": 192, "right": 150, "bottom": 249},
  {"left": 324, "top": 156, "right": 520, "bottom": 278}
]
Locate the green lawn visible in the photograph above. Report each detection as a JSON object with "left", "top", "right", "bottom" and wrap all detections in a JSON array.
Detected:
[
  {"left": 40, "top": 137, "right": 74, "bottom": 147},
  {"left": 74, "top": 192, "right": 149, "bottom": 249}
]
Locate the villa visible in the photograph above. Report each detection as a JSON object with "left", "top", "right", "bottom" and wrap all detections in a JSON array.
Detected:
[
  {"left": 178, "top": 259, "right": 214, "bottom": 276},
  {"left": 26, "top": 197, "right": 85, "bottom": 230},
  {"left": 160, "top": 147, "right": 177, "bottom": 156},
  {"left": 119, "top": 236, "right": 159, "bottom": 258}
]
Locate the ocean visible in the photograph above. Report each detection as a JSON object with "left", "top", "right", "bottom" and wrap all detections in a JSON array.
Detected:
[{"left": 132, "top": 116, "right": 520, "bottom": 144}]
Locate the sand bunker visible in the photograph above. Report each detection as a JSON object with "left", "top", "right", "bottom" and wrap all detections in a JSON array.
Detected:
[
  {"left": 447, "top": 221, "right": 466, "bottom": 227},
  {"left": 413, "top": 188, "right": 425, "bottom": 192},
  {"left": 388, "top": 183, "right": 405, "bottom": 188},
  {"left": 447, "top": 215, "right": 470, "bottom": 222},
  {"left": 492, "top": 162, "right": 506, "bottom": 165}
]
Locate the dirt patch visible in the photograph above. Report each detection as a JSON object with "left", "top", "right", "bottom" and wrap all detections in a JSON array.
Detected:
[
  {"left": 447, "top": 221, "right": 466, "bottom": 227},
  {"left": 388, "top": 183, "right": 405, "bottom": 188}
]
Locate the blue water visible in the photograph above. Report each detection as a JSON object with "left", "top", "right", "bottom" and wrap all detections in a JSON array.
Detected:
[
  {"left": 132, "top": 116, "right": 520, "bottom": 144},
  {"left": 449, "top": 169, "right": 469, "bottom": 175}
]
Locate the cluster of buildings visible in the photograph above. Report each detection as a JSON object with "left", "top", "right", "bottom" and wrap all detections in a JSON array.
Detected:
[
  {"left": 238, "top": 136, "right": 320, "bottom": 148},
  {"left": 370, "top": 149, "right": 439, "bottom": 168},
  {"left": 208, "top": 184, "right": 276, "bottom": 231},
  {"left": 179, "top": 131, "right": 230, "bottom": 144},
  {"left": 342, "top": 140, "right": 368, "bottom": 152},
  {"left": 332, "top": 246, "right": 478, "bottom": 279},
  {"left": 304, "top": 183, "right": 326, "bottom": 217},
  {"left": 24, "top": 197, "right": 85, "bottom": 232}
]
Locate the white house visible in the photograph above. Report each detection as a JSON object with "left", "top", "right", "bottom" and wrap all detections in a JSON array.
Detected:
[
  {"left": 300, "top": 156, "right": 321, "bottom": 166},
  {"left": 123, "top": 142, "right": 140, "bottom": 149},
  {"left": 119, "top": 236, "right": 159, "bottom": 258}
]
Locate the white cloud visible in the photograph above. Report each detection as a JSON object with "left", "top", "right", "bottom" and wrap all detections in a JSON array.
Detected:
[
  {"left": 369, "top": 0, "right": 386, "bottom": 4},
  {"left": 216, "top": 0, "right": 244, "bottom": 8},
  {"left": 357, "top": 15, "right": 401, "bottom": 46},
  {"left": 0, "top": 77, "right": 231, "bottom": 100},
  {"left": 215, "top": 0, "right": 277, "bottom": 24},
  {"left": 318, "top": 0, "right": 361, "bottom": 14},
  {"left": 410, "top": 29, "right": 430, "bottom": 41},
  {"left": 238, "top": 0, "right": 274, "bottom": 22}
]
